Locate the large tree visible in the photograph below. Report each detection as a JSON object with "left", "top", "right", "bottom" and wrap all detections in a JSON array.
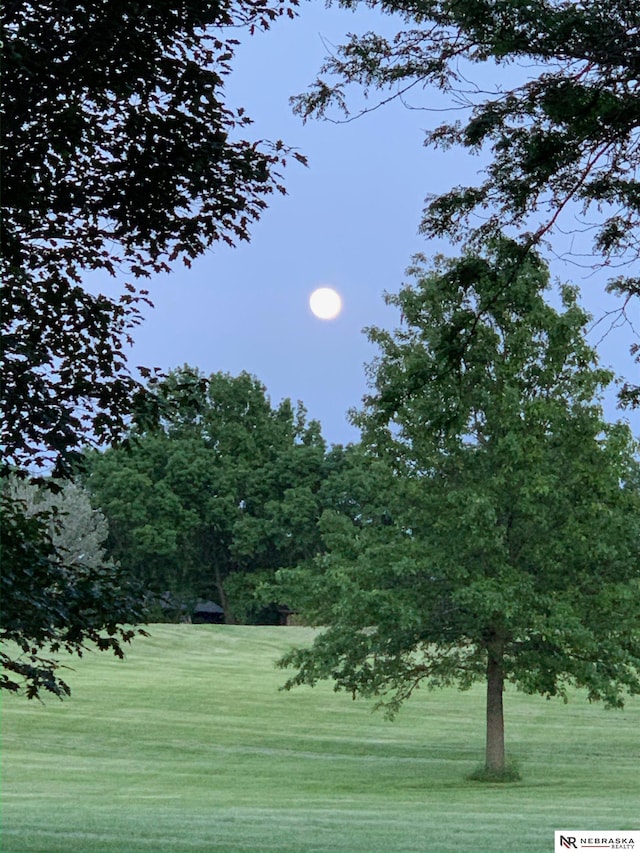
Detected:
[
  {"left": 86, "top": 367, "right": 338, "bottom": 623},
  {"left": 1, "top": 0, "right": 301, "bottom": 695},
  {"left": 2, "top": 0, "right": 302, "bottom": 478},
  {"left": 292, "top": 0, "right": 640, "bottom": 404},
  {"left": 277, "top": 241, "right": 640, "bottom": 779}
]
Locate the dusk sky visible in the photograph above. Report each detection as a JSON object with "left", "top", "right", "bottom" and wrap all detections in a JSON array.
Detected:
[{"left": 92, "top": 2, "right": 639, "bottom": 446}]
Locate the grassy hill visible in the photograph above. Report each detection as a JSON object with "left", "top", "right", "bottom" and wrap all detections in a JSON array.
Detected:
[{"left": 2, "top": 625, "right": 638, "bottom": 853}]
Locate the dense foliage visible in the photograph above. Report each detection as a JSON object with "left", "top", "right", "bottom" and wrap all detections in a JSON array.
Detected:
[
  {"left": 0, "top": 480, "right": 144, "bottom": 699},
  {"left": 7, "top": 479, "right": 117, "bottom": 572},
  {"left": 292, "top": 0, "right": 640, "bottom": 404},
  {"left": 277, "top": 241, "right": 640, "bottom": 776},
  {"left": 2, "top": 0, "right": 302, "bottom": 477},
  {"left": 85, "top": 367, "right": 352, "bottom": 622}
]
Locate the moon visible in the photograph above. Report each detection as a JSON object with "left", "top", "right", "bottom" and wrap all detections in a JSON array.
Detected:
[{"left": 309, "top": 287, "right": 343, "bottom": 320}]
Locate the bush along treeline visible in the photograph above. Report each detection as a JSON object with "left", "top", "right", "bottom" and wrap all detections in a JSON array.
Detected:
[{"left": 83, "top": 366, "right": 372, "bottom": 624}]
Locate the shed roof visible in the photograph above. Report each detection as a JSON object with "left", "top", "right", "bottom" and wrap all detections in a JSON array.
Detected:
[{"left": 193, "top": 600, "right": 224, "bottom": 614}]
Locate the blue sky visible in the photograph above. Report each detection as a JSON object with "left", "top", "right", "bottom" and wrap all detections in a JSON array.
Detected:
[{"left": 99, "top": 3, "right": 639, "bottom": 445}]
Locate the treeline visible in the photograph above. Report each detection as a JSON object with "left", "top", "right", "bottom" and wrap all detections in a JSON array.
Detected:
[{"left": 78, "top": 366, "right": 383, "bottom": 624}]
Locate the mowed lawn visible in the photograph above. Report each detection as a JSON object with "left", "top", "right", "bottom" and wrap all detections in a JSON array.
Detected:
[{"left": 2, "top": 626, "right": 638, "bottom": 853}]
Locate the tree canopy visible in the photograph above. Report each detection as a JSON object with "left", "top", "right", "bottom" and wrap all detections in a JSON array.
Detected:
[
  {"left": 2, "top": 0, "right": 303, "bottom": 478},
  {"left": 277, "top": 241, "right": 640, "bottom": 778},
  {"left": 85, "top": 367, "right": 345, "bottom": 623},
  {"left": 292, "top": 0, "right": 640, "bottom": 404}
]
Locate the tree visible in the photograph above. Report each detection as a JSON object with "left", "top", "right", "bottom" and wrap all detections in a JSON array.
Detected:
[
  {"left": 0, "top": 478, "right": 145, "bottom": 699},
  {"left": 85, "top": 367, "right": 335, "bottom": 622},
  {"left": 1, "top": 0, "right": 301, "bottom": 694},
  {"left": 2, "top": 0, "right": 303, "bottom": 478},
  {"left": 276, "top": 240, "right": 640, "bottom": 779},
  {"left": 292, "top": 0, "right": 640, "bottom": 404},
  {"left": 8, "top": 479, "right": 116, "bottom": 572}
]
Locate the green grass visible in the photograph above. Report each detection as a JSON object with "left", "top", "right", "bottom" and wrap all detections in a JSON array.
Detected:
[{"left": 2, "top": 626, "right": 638, "bottom": 853}]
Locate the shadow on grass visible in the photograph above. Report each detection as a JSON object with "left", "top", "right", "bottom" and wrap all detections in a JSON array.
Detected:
[{"left": 467, "top": 759, "right": 522, "bottom": 783}]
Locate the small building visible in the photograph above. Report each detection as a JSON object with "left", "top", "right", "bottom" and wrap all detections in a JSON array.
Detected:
[
  {"left": 278, "top": 605, "right": 298, "bottom": 626},
  {"left": 192, "top": 600, "right": 225, "bottom": 624}
]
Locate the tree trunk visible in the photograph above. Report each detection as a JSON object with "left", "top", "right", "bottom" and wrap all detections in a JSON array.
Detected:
[
  {"left": 213, "top": 564, "right": 236, "bottom": 624},
  {"left": 485, "top": 640, "right": 505, "bottom": 774}
]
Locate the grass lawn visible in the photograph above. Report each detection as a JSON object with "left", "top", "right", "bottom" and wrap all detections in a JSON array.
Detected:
[{"left": 2, "top": 625, "right": 638, "bottom": 853}]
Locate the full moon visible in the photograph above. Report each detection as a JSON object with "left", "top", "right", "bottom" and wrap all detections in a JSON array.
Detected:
[{"left": 309, "top": 287, "right": 342, "bottom": 320}]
